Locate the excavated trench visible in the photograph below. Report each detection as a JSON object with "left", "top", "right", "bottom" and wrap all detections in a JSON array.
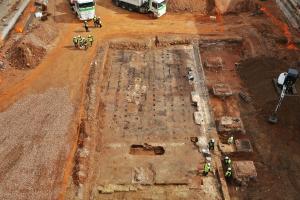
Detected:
[
  {"left": 68, "top": 36, "right": 245, "bottom": 200},
  {"left": 130, "top": 144, "right": 165, "bottom": 155}
]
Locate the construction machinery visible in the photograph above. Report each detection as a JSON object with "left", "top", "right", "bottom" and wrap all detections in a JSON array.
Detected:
[
  {"left": 268, "top": 68, "right": 299, "bottom": 124},
  {"left": 113, "top": 0, "right": 166, "bottom": 18},
  {"left": 70, "top": 0, "right": 95, "bottom": 20}
]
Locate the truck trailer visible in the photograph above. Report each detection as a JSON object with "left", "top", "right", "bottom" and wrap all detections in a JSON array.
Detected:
[
  {"left": 113, "top": 0, "right": 166, "bottom": 18},
  {"left": 70, "top": 0, "right": 96, "bottom": 20}
]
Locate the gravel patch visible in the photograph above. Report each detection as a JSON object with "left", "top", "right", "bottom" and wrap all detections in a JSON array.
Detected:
[{"left": 0, "top": 87, "right": 74, "bottom": 200}]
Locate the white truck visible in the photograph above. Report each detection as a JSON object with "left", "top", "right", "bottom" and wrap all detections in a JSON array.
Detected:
[
  {"left": 113, "top": 0, "right": 166, "bottom": 18},
  {"left": 70, "top": 0, "right": 96, "bottom": 20}
]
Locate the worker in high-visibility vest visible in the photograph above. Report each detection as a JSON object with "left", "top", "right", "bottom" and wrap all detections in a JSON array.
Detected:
[
  {"left": 203, "top": 163, "right": 211, "bottom": 176},
  {"left": 228, "top": 135, "right": 234, "bottom": 144},
  {"left": 224, "top": 156, "right": 232, "bottom": 167},
  {"left": 97, "top": 16, "right": 102, "bottom": 28},
  {"left": 73, "top": 36, "right": 79, "bottom": 48},
  {"left": 225, "top": 167, "right": 232, "bottom": 178},
  {"left": 93, "top": 16, "right": 97, "bottom": 27},
  {"left": 79, "top": 37, "right": 88, "bottom": 50},
  {"left": 87, "top": 35, "right": 94, "bottom": 47}
]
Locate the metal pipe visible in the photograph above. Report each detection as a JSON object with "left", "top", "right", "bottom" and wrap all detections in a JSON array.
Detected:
[{"left": 0, "top": 0, "right": 31, "bottom": 42}]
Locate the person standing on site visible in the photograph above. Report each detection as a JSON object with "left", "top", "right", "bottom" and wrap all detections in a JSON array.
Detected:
[
  {"left": 87, "top": 35, "right": 94, "bottom": 47},
  {"left": 97, "top": 16, "right": 102, "bottom": 28},
  {"left": 224, "top": 156, "right": 232, "bottom": 167},
  {"left": 84, "top": 20, "right": 89, "bottom": 32},
  {"left": 73, "top": 36, "right": 78, "bottom": 48},
  {"left": 78, "top": 36, "right": 83, "bottom": 48},
  {"left": 93, "top": 16, "right": 102, "bottom": 28},
  {"left": 82, "top": 37, "right": 88, "bottom": 50},
  {"left": 225, "top": 167, "right": 232, "bottom": 179},
  {"left": 208, "top": 138, "right": 215, "bottom": 150},
  {"left": 203, "top": 163, "right": 211, "bottom": 176},
  {"left": 93, "top": 16, "right": 97, "bottom": 27},
  {"left": 155, "top": 35, "right": 159, "bottom": 47},
  {"left": 78, "top": 37, "right": 87, "bottom": 49}
]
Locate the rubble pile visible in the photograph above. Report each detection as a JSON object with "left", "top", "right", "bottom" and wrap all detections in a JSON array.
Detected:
[{"left": 7, "top": 41, "right": 46, "bottom": 69}]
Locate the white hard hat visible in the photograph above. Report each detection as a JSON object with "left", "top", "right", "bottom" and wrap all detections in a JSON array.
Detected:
[
  {"left": 225, "top": 156, "right": 229, "bottom": 159},
  {"left": 207, "top": 163, "right": 211, "bottom": 166},
  {"left": 211, "top": 139, "right": 215, "bottom": 142},
  {"left": 228, "top": 167, "right": 231, "bottom": 170}
]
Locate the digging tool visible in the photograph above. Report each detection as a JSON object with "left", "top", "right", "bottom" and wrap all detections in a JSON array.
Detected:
[{"left": 268, "top": 68, "right": 299, "bottom": 124}]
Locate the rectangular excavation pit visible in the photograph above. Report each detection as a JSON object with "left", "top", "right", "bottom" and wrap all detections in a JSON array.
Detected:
[
  {"left": 212, "top": 83, "right": 233, "bottom": 97},
  {"left": 204, "top": 56, "right": 224, "bottom": 70},
  {"left": 130, "top": 144, "right": 165, "bottom": 155},
  {"left": 217, "top": 116, "right": 245, "bottom": 134},
  {"left": 83, "top": 42, "right": 223, "bottom": 199},
  {"left": 218, "top": 138, "right": 253, "bottom": 155},
  {"left": 232, "top": 161, "right": 257, "bottom": 186},
  {"left": 235, "top": 138, "right": 253, "bottom": 153}
]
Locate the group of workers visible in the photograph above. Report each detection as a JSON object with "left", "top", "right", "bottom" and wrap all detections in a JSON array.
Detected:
[
  {"left": 203, "top": 138, "right": 215, "bottom": 176},
  {"left": 83, "top": 16, "right": 102, "bottom": 32},
  {"left": 224, "top": 156, "right": 232, "bottom": 179},
  {"left": 72, "top": 35, "right": 94, "bottom": 50},
  {"left": 93, "top": 16, "right": 102, "bottom": 28},
  {"left": 203, "top": 136, "right": 235, "bottom": 180},
  {"left": 72, "top": 15, "right": 101, "bottom": 49}
]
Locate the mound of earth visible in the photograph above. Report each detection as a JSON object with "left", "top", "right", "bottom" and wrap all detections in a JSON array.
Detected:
[
  {"left": 166, "top": 0, "right": 214, "bottom": 13},
  {"left": 4, "top": 21, "right": 58, "bottom": 69},
  {"left": 0, "top": 15, "right": 59, "bottom": 70},
  {"left": 7, "top": 42, "right": 46, "bottom": 69},
  {"left": 215, "top": 0, "right": 255, "bottom": 14}
]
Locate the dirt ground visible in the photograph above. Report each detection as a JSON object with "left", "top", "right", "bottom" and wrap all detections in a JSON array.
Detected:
[
  {"left": 0, "top": 0, "right": 299, "bottom": 199},
  {"left": 236, "top": 56, "right": 300, "bottom": 200},
  {"left": 199, "top": 32, "right": 300, "bottom": 200}
]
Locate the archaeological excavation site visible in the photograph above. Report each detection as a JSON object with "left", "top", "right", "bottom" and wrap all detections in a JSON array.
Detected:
[{"left": 0, "top": 0, "right": 299, "bottom": 200}]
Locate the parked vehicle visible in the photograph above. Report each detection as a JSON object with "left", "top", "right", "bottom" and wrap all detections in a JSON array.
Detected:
[
  {"left": 113, "top": 0, "right": 166, "bottom": 18},
  {"left": 70, "top": 0, "right": 95, "bottom": 20}
]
